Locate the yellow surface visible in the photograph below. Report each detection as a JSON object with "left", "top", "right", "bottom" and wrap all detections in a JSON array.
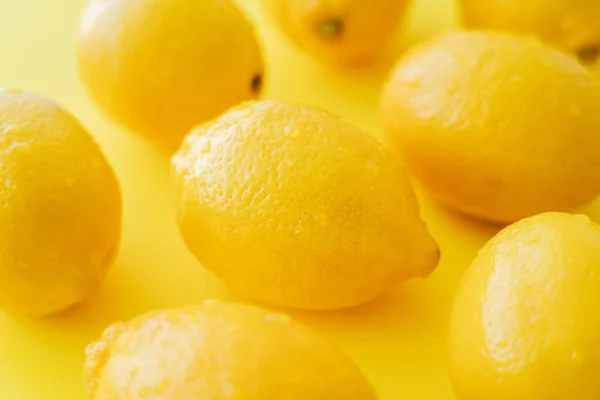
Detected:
[{"left": 0, "top": 1, "right": 597, "bottom": 399}]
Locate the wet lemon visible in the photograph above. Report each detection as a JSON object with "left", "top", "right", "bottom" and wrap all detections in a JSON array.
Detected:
[
  {"left": 459, "top": 0, "right": 600, "bottom": 63},
  {"left": 0, "top": 89, "right": 121, "bottom": 316},
  {"left": 449, "top": 212, "right": 600, "bottom": 400},
  {"left": 263, "top": 0, "right": 410, "bottom": 66},
  {"left": 380, "top": 31, "right": 600, "bottom": 224},
  {"left": 85, "top": 301, "right": 377, "bottom": 399},
  {"left": 172, "top": 100, "right": 439, "bottom": 310},
  {"left": 77, "top": 0, "right": 264, "bottom": 150}
]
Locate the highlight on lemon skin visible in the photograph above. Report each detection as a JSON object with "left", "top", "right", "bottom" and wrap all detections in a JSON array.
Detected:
[
  {"left": 458, "top": 0, "right": 600, "bottom": 64},
  {"left": 380, "top": 30, "right": 600, "bottom": 224},
  {"left": 77, "top": 0, "right": 265, "bottom": 152},
  {"left": 0, "top": 88, "right": 122, "bottom": 317},
  {"left": 84, "top": 301, "right": 378, "bottom": 400},
  {"left": 449, "top": 212, "right": 600, "bottom": 400},
  {"left": 262, "top": 0, "right": 411, "bottom": 66},
  {"left": 172, "top": 100, "right": 439, "bottom": 311}
]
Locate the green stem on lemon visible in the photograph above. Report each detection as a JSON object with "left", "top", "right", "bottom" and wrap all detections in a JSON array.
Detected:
[
  {"left": 577, "top": 46, "right": 599, "bottom": 64},
  {"left": 318, "top": 19, "right": 344, "bottom": 40}
]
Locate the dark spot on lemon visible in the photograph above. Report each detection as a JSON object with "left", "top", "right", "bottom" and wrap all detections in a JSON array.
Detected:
[
  {"left": 577, "top": 46, "right": 599, "bottom": 64},
  {"left": 251, "top": 73, "right": 263, "bottom": 94},
  {"left": 318, "top": 19, "right": 344, "bottom": 40}
]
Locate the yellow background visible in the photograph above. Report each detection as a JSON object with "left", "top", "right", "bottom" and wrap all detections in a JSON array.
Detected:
[{"left": 1, "top": 0, "right": 598, "bottom": 399}]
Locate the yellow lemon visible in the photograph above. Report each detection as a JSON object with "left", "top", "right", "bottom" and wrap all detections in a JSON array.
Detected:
[
  {"left": 77, "top": 0, "right": 264, "bottom": 150},
  {"left": 84, "top": 301, "right": 377, "bottom": 399},
  {"left": 263, "top": 0, "right": 410, "bottom": 66},
  {"left": 0, "top": 89, "right": 121, "bottom": 316},
  {"left": 449, "top": 212, "right": 600, "bottom": 400},
  {"left": 459, "top": 0, "right": 600, "bottom": 63},
  {"left": 172, "top": 100, "right": 439, "bottom": 310},
  {"left": 380, "top": 31, "right": 600, "bottom": 224}
]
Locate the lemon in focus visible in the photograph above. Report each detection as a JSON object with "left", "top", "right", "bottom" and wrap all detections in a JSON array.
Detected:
[
  {"left": 263, "top": 0, "right": 410, "bottom": 66},
  {"left": 172, "top": 100, "right": 439, "bottom": 310},
  {"left": 449, "top": 212, "right": 600, "bottom": 400},
  {"left": 459, "top": 0, "right": 600, "bottom": 63},
  {"left": 380, "top": 31, "right": 600, "bottom": 224},
  {"left": 77, "top": 0, "right": 264, "bottom": 150},
  {"left": 84, "top": 301, "right": 377, "bottom": 399},
  {"left": 0, "top": 89, "right": 121, "bottom": 316}
]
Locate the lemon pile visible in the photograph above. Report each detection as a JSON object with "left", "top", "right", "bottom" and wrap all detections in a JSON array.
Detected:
[
  {"left": 380, "top": 30, "right": 600, "bottom": 223},
  {"left": 1, "top": 0, "right": 600, "bottom": 399},
  {"left": 85, "top": 301, "right": 377, "bottom": 399},
  {"left": 77, "top": 0, "right": 264, "bottom": 150},
  {"left": 262, "top": 0, "right": 410, "bottom": 66},
  {"left": 458, "top": 0, "right": 600, "bottom": 63},
  {"left": 449, "top": 213, "right": 600, "bottom": 400},
  {"left": 0, "top": 89, "right": 121, "bottom": 317},
  {"left": 172, "top": 100, "right": 439, "bottom": 310}
]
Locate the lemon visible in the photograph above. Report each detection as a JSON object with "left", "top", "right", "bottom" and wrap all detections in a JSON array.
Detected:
[
  {"left": 84, "top": 301, "right": 377, "bottom": 399},
  {"left": 459, "top": 0, "right": 600, "bottom": 63},
  {"left": 449, "top": 212, "right": 600, "bottom": 400},
  {"left": 172, "top": 100, "right": 439, "bottom": 310},
  {"left": 263, "top": 0, "right": 410, "bottom": 66},
  {"left": 77, "top": 0, "right": 264, "bottom": 150},
  {"left": 380, "top": 31, "right": 600, "bottom": 224},
  {"left": 0, "top": 89, "right": 121, "bottom": 316}
]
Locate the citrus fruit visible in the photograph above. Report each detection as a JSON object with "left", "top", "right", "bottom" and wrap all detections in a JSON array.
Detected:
[
  {"left": 77, "top": 0, "right": 264, "bottom": 150},
  {"left": 380, "top": 31, "right": 600, "bottom": 224},
  {"left": 172, "top": 100, "right": 439, "bottom": 310},
  {"left": 0, "top": 89, "right": 121, "bottom": 316},
  {"left": 449, "top": 212, "right": 600, "bottom": 400},
  {"left": 84, "top": 301, "right": 377, "bottom": 399},
  {"left": 263, "top": 0, "right": 410, "bottom": 66},
  {"left": 459, "top": 0, "right": 600, "bottom": 63}
]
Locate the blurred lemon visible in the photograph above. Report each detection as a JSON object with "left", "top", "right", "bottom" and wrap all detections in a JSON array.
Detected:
[
  {"left": 449, "top": 212, "right": 600, "bottom": 400},
  {"left": 172, "top": 100, "right": 439, "bottom": 310},
  {"left": 77, "top": 0, "right": 264, "bottom": 150},
  {"left": 263, "top": 0, "right": 410, "bottom": 66},
  {"left": 380, "top": 31, "right": 600, "bottom": 224},
  {"left": 459, "top": 0, "right": 600, "bottom": 63},
  {"left": 85, "top": 301, "right": 377, "bottom": 399},
  {"left": 0, "top": 89, "right": 121, "bottom": 316}
]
